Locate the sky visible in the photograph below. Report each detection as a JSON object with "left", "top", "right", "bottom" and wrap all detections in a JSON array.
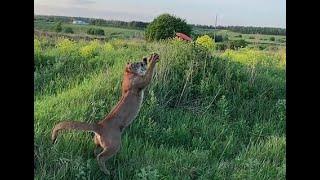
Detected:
[{"left": 34, "top": 0, "right": 286, "bottom": 28}]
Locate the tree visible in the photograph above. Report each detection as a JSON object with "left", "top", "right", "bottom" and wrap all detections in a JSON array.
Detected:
[
  {"left": 55, "top": 21, "right": 62, "bottom": 32},
  {"left": 145, "top": 14, "right": 191, "bottom": 41}
]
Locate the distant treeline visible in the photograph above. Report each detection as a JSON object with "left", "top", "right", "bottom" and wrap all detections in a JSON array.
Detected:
[
  {"left": 35, "top": 15, "right": 286, "bottom": 35},
  {"left": 34, "top": 15, "right": 148, "bottom": 30},
  {"left": 192, "top": 24, "right": 286, "bottom": 36}
]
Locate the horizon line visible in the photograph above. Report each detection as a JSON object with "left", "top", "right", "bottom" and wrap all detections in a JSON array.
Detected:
[{"left": 34, "top": 13, "right": 286, "bottom": 29}]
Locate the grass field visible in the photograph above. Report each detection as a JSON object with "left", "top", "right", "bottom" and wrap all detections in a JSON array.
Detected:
[
  {"left": 34, "top": 20, "right": 144, "bottom": 40},
  {"left": 34, "top": 21, "right": 286, "bottom": 47},
  {"left": 34, "top": 34, "right": 286, "bottom": 179},
  {"left": 191, "top": 27, "right": 285, "bottom": 46}
]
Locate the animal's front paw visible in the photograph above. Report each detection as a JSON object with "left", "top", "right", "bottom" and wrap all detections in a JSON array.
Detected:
[{"left": 149, "top": 53, "right": 160, "bottom": 63}]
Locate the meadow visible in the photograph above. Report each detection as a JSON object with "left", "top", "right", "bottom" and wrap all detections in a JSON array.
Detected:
[
  {"left": 34, "top": 20, "right": 286, "bottom": 47},
  {"left": 34, "top": 21, "right": 144, "bottom": 40},
  {"left": 34, "top": 28, "right": 286, "bottom": 179}
]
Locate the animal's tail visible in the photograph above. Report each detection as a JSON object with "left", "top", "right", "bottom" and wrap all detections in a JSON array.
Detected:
[{"left": 51, "top": 121, "right": 100, "bottom": 144}]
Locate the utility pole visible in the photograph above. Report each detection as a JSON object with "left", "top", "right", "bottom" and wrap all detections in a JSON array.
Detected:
[{"left": 214, "top": 14, "right": 218, "bottom": 40}]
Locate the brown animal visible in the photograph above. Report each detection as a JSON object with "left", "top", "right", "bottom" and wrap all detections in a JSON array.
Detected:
[{"left": 51, "top": 53, "right": 160, "bottom": 175}]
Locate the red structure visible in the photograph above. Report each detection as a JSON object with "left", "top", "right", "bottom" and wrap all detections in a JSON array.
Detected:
[{"left": 176, "top": 32, "right": 192, "bottom": 42}]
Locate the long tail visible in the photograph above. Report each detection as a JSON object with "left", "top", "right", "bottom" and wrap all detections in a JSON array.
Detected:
[{"left": 51, "top": 121, "right": 100, "bottom": 144}]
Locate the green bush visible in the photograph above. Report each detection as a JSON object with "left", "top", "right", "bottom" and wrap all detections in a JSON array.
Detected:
[
  {"left": 269, "top": 37, "right": 275, "bottom": 41},
  {"left": 216, "top": 42, "right": 228, "bottom": 51},
  {"left": 87, "top": 28, "right": 105, "bottom": 36},
  {"left": 63, "top": 27, "right": 74, "bottom": 34},
  {"left": 54, "top": 22, "right": 62, "bottom": 32},
  {"left": 278, "top": 38, "right": 286, "bottom": 43},
  {"left": 145, "top": 13, "right": 191, "bottom": 41},
  {"left": 258, "top": 44, "right": 267, "bottom": 50},
  {"left": 214, "top": 34, "right": 229, "bottom": 42},
  {"left": 196, "top": 35, "right": 215, "bottom": 49},
  {"left": 228, "top": 39, "right": 248, "bottom": 50}
]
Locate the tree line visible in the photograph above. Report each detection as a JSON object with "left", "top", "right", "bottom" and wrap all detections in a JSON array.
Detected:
[
  {"left": 35, "top": 15, "right": 286, "bottom": 35},
  {"left": 192, "top": 24, "right": 285, "bottom": 36}
]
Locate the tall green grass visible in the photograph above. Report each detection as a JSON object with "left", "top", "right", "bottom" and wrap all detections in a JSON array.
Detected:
[{"left": 34, "top": 37, "right": 285, "bottom": 179}]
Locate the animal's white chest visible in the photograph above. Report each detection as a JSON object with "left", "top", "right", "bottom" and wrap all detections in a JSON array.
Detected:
[
  {"left": 125, "top": 91, "right": 144, "bottom": 126},
  {"left": 138, "top": 91, "right": 144, "bottom": 108},
  {"left": 134, "top": 91, "right": 144, "bottom": 118}
]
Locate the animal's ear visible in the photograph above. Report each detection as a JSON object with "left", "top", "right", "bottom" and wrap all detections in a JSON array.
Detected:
[
  {"left": 126, "top": 62, "right": 132, "bottom": 72},
  {"left": 143, "top": 57, "right": 147, "bottom": 64}
]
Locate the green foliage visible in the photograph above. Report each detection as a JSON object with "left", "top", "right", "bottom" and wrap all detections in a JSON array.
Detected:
[
  {"left": 232, "top": 136, "right": 286, "bottom": 179},
  {"left": 278, "top": 38, "right": 286, "bottom": 43},
  {"left": 104, "top": 42, "right": 115, "bottom": 52},
  {"left": 270, "top": 36, "right": 275, "bottom": 41},
  {"left": 63, "top": 27, "right": 74, "bottom": 34},
  {"left": 258, "top": 44, "right": 267, "bottom": 50},
  {"left": 87, "top": 28, "right": 105, "bottom": 36},
  {"left": 215, "top": 42, "right": 228, "bottom": 51},
  {"left": 79, "top": 40, "right": 101, "bottom": 58},
  {"left": 135, "top": 166, "right": 160, "bottom": 179},
  {"left": 34, "top": 37, "right": 285, "bottom": 179},
  {"left": 55, "top": 38, "right": 78, "bottom": 57},
  {"left": 196, "top": 35, "right": 215, "bottom": 49},
  {"left": 34, "top": 38, "right": 42, "bottom": 67},
  {"left": 214, "top": 34, "right": 229, "bottom": 42},
  {"left": 145, "top": 13, "right": 192, "bottom": 41},
  {"left": 228, "top": 39, "right": 248, "bottom": 50},
  {"left": 54, "top": 21, "right": 62, "bottom": 32}
]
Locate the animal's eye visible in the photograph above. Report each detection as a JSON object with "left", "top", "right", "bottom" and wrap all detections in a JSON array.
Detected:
[{"left": 140, "top": 63, "right": 144, "bottom": 67}]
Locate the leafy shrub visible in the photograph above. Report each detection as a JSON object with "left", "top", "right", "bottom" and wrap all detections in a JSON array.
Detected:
[
  {"left": 145, "top": 13, "right": 191, "bottom": 41},
  {"left": 135, "top": 166, "right": 160, "bottom": 180},
  {"left": 80, "top": 40, "right": 100, "bottom": 58},
  {"left": 87, "top": 28, "right": 105, "bottom": 36},
  {"left": 228, "top": 39, "right": 248, "bottom": 50},
  {"left": 104, "top": 42, "right": 114, "bottom": 51},
  {"left": 191, "top": 32, "right": 201, "bottom": 40},
  {"left": 196, "top": 35, "right": 215, "bottom": 49},
  {"left": 34, "top": 39, "right": 41, "bottom": 58},
  {"left": 63, "top": 27, "right": 74, "bottom": 34},
  {"left": 249, "top": 36, "right": 255, "bottom": 39},
  {"left": 56, "top": 38, "right": 78, "bottom": 56},
  {"left": 269, "top": 37, "right": 275, "bottom": 41},
  {"left": 278, "top": 38, "right": 286, "bottom": 43},
  {"left": 54, "top": 22, "right": 62, "bottom": 32},
  {"left": 221, "top": 48, "right": 274, "bottom": 67},
  {"left": 214, "top": 34, "right": 229, "bottom": 42},
  {"left": 216, "top": 42, "right": 228, "bottom": 51},
  {"left": 258, "top": 44, "right": 267, "bottom": 50},
  {"left": 34, "top": 39, "right": 42, "bottom": 67}
]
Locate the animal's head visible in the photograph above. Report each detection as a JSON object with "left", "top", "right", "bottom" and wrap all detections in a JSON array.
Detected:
[{"left": 126, "top": 57, "right": 148, "bottom": 76}]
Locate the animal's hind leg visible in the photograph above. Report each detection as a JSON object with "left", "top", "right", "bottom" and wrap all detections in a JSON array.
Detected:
[
  {"left": 96, "top": 145, "right": 120, "bottom": 175},
  {"left": 93, "top": 134, "right": 102, "bottom": 157},
  {"left": 94, "top": 144, "right": 102, "bottom": 157}
]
